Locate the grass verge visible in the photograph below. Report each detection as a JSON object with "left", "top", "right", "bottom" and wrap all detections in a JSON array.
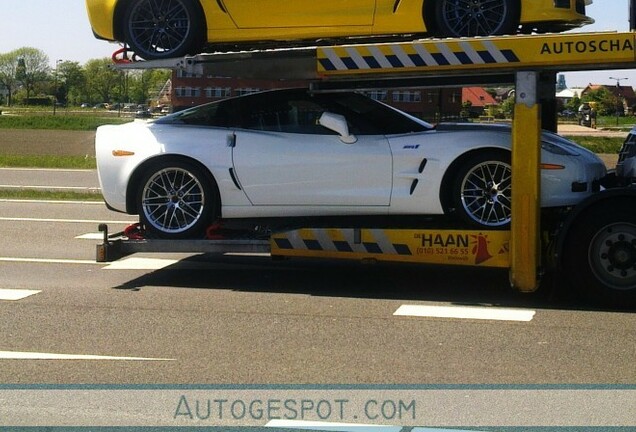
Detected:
[
  {"left": 563, "top": 136, "right": 624, "bottom": 154},
  {"left": 0, "top": 115, "right": 131, "bottom": 131},
  {"left": 0, "top": 189, "right": 103, "bottom": 201},
  {"left": 0, "top": 155, "right": 97, "bottom": 169}
]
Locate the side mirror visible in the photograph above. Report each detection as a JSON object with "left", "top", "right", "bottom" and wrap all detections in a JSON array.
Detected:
[{"left": 318, "top": 112, "right": 357, "bottom": 144}]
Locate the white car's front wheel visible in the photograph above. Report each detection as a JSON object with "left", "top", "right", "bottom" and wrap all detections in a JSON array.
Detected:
[
  {"left": 452, "top": 151, "right": 512, "bottom": 229},
  {"left": 137, "top": 160, "right": 217, "bottom": 239}
]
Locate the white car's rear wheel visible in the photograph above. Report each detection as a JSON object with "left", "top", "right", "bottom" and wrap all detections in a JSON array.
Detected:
[
  {"left": 452, "top": 151, "right": 512, "bottom": 228},
  {"left": 137, "top": 160, "right": 216, "bottom": 239},
  {"left": 434, "top": 0, "right": 520, "bottom": 37}
]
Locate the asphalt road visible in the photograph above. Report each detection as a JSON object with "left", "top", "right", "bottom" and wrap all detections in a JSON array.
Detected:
[{"left": 0, "top": 169, "right": 635, "bottom": 388}]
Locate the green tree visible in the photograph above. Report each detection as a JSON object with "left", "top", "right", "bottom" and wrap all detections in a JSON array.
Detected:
[
  {"left": 565, "top": 95, "right": 581, "bottom": 113},
  {"left": 57, "top": 61, "right": 86, "bottom": 106},
  {"left": 84, "top": 58, "right": 121, "bottom": 104},
  {"left": 582, "top": 87, "right": 620, "bottom": 116},
  {"left": 14, "top": 47, "right": 50, "bottom": 103},
  {"left": 500, "top": 96, "right": 515, "bottom": 118},
  {"left": 0, "top": 50, "right": 22, "bottom": 106}
]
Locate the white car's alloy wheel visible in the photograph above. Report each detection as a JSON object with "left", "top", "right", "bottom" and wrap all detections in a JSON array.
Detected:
[
  {"left": 138, "top": 161, "right": 215, "bottom": 238},
  {"left": 454, "top": 152, "right": 512, "bottom": 228}
]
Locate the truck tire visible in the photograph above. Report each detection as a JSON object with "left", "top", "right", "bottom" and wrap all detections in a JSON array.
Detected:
[{"left": 563, "top": 201, "right": 636, "bottom": 307}]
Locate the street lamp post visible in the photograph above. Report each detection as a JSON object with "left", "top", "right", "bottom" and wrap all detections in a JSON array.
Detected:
[
  {"left": 53, "top": 59, "right": 63, "bottom": 115},
  {"left": 609, "top": 76, "right": 628, "bottom": 126}
]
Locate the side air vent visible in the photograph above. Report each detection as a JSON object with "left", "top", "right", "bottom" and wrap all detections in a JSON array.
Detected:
[
  {"left": 410, "top": 179, "right": 419, "bottom": 195},
  {"left": 418, "top": 158, "right": 428, "bottom": 173}
]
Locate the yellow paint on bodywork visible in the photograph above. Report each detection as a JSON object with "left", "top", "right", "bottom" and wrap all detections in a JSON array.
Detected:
[
  {"left": 85, "top": 0, "right": 118, "bottom": 40},
  {"left": 85, "top": 0, "right": 593, "bottom": 45}
]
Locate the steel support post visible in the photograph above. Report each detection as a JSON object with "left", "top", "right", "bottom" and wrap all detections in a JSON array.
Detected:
[{"left": 510, "top": 71, "right": 541, "bottom": 292}]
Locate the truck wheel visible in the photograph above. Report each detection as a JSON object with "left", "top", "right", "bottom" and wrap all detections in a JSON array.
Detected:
[
  {"left": 137, "top": 160, "right": 217, "bottom": 239},
  {"left": 433, "top": 0, "right": 520, "bottom": 37},
  {"left": 563, "top": 202, "right": 636, "bottom": 307}
]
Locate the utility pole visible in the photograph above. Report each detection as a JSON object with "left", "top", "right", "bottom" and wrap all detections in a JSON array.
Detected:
[{"left": 609, "top": 76, "right": 628, "bottom": 126}]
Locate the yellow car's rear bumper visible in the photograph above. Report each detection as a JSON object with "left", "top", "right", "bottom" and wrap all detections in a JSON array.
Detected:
[
  {"left": 521, "top": 0, "right": 594, "bottom": 30},
  {"left": 85, "top": 0, "right": 117, "bottom": 41}
]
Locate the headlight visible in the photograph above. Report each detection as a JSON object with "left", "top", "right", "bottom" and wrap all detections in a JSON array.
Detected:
[{"left": 541, "top": 141, "right": 579, "bottom": 156}]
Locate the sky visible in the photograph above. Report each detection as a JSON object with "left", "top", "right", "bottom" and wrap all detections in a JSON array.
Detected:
[{"left": 0, "top": 0, "right": 633, "bottom": 88}]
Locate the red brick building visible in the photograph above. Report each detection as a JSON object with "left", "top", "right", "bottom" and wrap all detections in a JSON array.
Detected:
[
  {"left": 462, "top": 87, "right": 498, "bottom": 117},
  {"left": 171, "top": 70, "right": 463, "bottom": 121}
]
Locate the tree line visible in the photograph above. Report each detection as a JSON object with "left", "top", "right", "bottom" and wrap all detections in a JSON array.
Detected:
[{"left": 0, "top": 47, "right": 170, "bottom": 107}]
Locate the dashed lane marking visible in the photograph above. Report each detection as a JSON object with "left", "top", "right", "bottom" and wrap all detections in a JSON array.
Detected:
[
  {"left": 0, "top": 199, "right": 104, "bottom": 205},
  {"left": 394, "top": 304, "right": 536, "bottom": 322},
  {"left": 0, "top": 351, "right": 175, "bottom": 361},
  {"left": 0, "top": 289, "right": 41, "bottom": 301},
  {"left": 0, "top": 257, "right": 100, "bottom": 265},
  {"left": 75, "top": 233, "right": 105, "bottom": 240},
  {"left": 0, "top": 168, "right": 94, "bottom": 173},
  {"left": 102, "top": 257, "right": 180, "bottom": 270},
  {"left": 0, "top": 184, "right": 100, "bottom": 192},
  {"left": 0, "top": 216, "right": 134, "bottom": 224}
]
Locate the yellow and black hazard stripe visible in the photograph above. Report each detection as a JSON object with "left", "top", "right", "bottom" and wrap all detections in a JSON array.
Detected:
[
  {"left": 271, "top": 228, "right": 512, "bottom": 268},
  {"left": 319, "top": 40, "right": 520, "bottom": 72},
  {"left": 317, "top": 32, "right": 636, "bottom": 76},
  {"left": 272, "top": 228, "right": 412, "bottom": 256}
]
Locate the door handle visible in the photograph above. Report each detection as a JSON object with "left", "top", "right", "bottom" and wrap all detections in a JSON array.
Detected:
[{"left": 226, "top": 133, "right": 236, "bottom": 148}]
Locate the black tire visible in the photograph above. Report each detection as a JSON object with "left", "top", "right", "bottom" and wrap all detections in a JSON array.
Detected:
[
  {"left": 563, "top": 202, "right": 636, "bottom": 307},
  {"left": 451, "top": 150, "right": 512, "bottom": 229},
  {"left": 123, "top": 0, "right": 204, "bottom": 60},
  {"left": 433, "top": 0, "right": 520, "bottom": 37},
  {"left": 137, "top": 160, "right": 217, "bottom": 239}
]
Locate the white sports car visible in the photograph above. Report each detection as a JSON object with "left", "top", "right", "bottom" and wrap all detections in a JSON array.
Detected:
[{"left": 95, "top": 88, "right": 606, "bottom": 239}]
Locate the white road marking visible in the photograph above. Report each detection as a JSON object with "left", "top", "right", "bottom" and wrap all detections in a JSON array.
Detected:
[
  {"left": 0, "top": 184, "right": 100, "bottom": 192},
  {"left": 0, "top": 167, "right": 94, "bottom": 173},
  {"left": 75, "top": 233, "right": 105, "bottom": 240},
  {"left": 0, "top": 257, "right": 100, "bottom": 265},
  {"left": 0, "top": 216, "right": 134, "bottom": 224},
  {"left": 223, "top": 252, "right": 271, "bottom": 257},
  {"left": 102, "top": 257, "right": 179, "bottom": 270},
  {"left": 412, "top": 429, "right": 487, "bottom": 432},
  {"left": 0, "top": 289, "right": 41, "bottom": 301},
  {"left": 0, "top": 351, "right": 175, "bottom": 361},
  {"left": 394, "top": 304, "right": 536, "bottom": 322},
  {"left": 266, "top": 420, "right": 402, "bottom": 432},
  {"left": 0, "top": 199, "right": 104, "bottom": 205}
]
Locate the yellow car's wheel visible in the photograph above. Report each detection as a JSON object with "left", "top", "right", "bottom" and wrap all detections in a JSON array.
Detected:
[
  {"left": 123, "top": 0, "right": 204, "bottom": 60},
  {"left": 434, "top": 0, "right": 520, "bottom": 37}
]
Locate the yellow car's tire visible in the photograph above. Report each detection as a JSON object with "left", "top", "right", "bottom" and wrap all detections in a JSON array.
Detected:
[
  {"left": 123, "top": 0, "right": 205, "bottom": 60},
  {"left": 434, "top": 0, "right": 520, "bottom": 37}
]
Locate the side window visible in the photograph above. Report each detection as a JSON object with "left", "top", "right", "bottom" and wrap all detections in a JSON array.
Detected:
[
  {"left": 172, "top": 101, "right": 234, "bottom": 127},
  {"left": 239, "top": 93, "right": 336, "bottom": 135}
]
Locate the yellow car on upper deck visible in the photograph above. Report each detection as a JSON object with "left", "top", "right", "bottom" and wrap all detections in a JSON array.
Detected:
[{"left": 86, "top": 0, "right": 594, "bottom": 60}]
